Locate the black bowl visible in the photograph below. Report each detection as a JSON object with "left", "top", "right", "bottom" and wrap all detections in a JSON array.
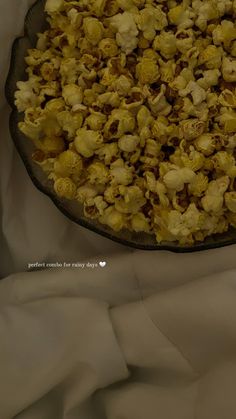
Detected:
[{"left": 5, "top": 0, "right": 236, "bottom": 252}]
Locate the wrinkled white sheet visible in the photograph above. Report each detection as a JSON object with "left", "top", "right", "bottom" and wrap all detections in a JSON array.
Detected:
[{"left": 1, "top": 1, "right": 236, "bottom": 418}]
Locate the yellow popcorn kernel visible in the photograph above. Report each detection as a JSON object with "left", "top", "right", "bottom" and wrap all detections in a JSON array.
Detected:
[
  {"left": 104, "top": 109, "right": 135, "bottom": 138},
  {"left": 197, "top": 69, "right": 221, "bottom": 89},
  {"left": 40, "top": 62, "right": 57, "bottom": 81},
  {"left": 135, "top": 6, "right": 168, "bottom": 41},
  {"left": 194, "top": 134, "right": 216, "bottom": 156},
  {"left": 60, "top": 58, "right": 78, "bottom": 84},
  {"left": 83, "top": 17, "right": 103, "bottom": 46},
  {"left": 45, "top": 98, "right": 65, "bottom": 113},
  {"left": 118, "top": 135, "right": 140, "bottom": 152},
  {"left": 188, "top": 173, "right": 209, "bottom": 197},
  {"left": 54, "top": 150, "right": 83, "bottom": 177},
  {"left": 116, "top": 0, "right": 137, "bottom": 11},
  {"left": 99, "top": 67, "right": 118, "bottom": 87},
  {"left": 86, "top": 112, "right": 107, "bottom": 131},
  {"left": 93, "top": 196, "right": 108, "bottom": 215},
  {"left": 57, "top": 111, "right": 83, "bottom": 139},
  {"left": 142, "top": 48, "right": 159, "bottom": 61},
  {"left": 212, "top": 20, "right": 236, "bottom": 48},
  {"left": 131, "top": 212, "right": 150, "bottom": 232},
  {"left": 159, "top": 59, "right": 176, "bottom": 83},
  {"left": 112, "top": 75, "right": 133, "bottom": 96},
  {"left": 227, "top": 211, "right": 236, "bottom": 227},
  {"left": 201, "top": 176, "right": 230, "bottom": 213},
  {"left": 103, "top": 0, "right": 120, "bottom": 16},
  {"left": 180, "top": 119, "right": 206, "bottom": 141},
  {"left": 95, "top": 142, "right": 119, "bottom": 165},
  {"left": 136, "top": 58, "right": 160, "bottom": 85},
  {"left": 54, "top": 177, "right": 77, "bottom": 200},
  {"left": 37, "top": 135, "right": 65, "bottom": 154},
  {"left": 15, "top": 79, "right": 42, "bottom": 112},
  {"left": 62, "top": 84, "right": 83, "bottom": 107},
  {"left": 219, "top": 89, "right": 236, "bottom": 108},
  {"left": 104, "top": 185, "right": 120, "bottom": 204},
  {"left": 99, "top": 38, "right": 119, "bottom": 58},
  {"left": 179, "top": 80, "right": 206, "bottom": 106},
  {"left": 99, "top": 206, "right": 126, "bottom": 231},
  {"left": 163, "top": 167, "right": 195, "bottom": 192},
  {"left": 222, "top": 57, "right": 236, "bottom": 82},
  {"left": 74, "top": 128, "right": 103, "bottom": 158},
  {"left": 115, "top": 185, "right": 146, "bottom": 214},
  {"left": 224, "top": 118, "right": 236, "bottom": 133},
  {"left": 110, "top": 159, "right": 134, "bottom": 186},
  {"left": 198, "top": 45, "right": 222, "bottom": 69},
  {"left": 148, "top": 85, "right": 172, "bottom": 116},
  {"left": 110, "top": 12, "right": 139, "bottom": 54},
  {"left": 137, "top": 105, "right": 153, "bottom": 129},
  {"left": 83, "top": 199, "right": 101, "bottom": 219},
  {"left": 18, "top": 117, "right": 44, "bottom": 142},
  {"left": 144, "top": 171, "right": 157, "bottom": 193},
  {"left": 175, "top": 29, "right": 195, "bottom": 54},
  {"left": 212, "top": 151, "right": 235, "bottom": 173},
  {"left": 77, "top": 183, "right": 99, "bottom": 203},
  {"left": 138, "top": 34, "right": 150, "bottom": 49},
  {"left": 87, "top": 161, "right": 109, "bottom": 184},
  {"left": 168, "top": 5, "right": 194, "bottom": 29},
  {"left": 97, "top": 92, "right": 120, "bottom": 108},
  {"left": 225, "top": 192, "right": 236, "bottom": 213},
  {"left": 181, "top": 149, "right": 205, "bottom": 172},
  {"left": 145, "top": 138, "right": 162, "bottom": 158},
  {"left": 153, "top": 32, "right": 177, "bottom": 59},
  {"left": 45, "top": 0, "right": 64, "bottom": 13}
]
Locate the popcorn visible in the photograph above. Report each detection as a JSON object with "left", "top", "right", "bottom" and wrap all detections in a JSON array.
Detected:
[
  {"left": 15, "top": 78, "right": 42, "bottom": 112},
  {"left": 99, "top": 38, "right": 119, "bottom": 58},
  {"left": 225, "top": 192, "right": 236, "bottom": 213},
  {"left": 135, "top": 6, "right": 168, "bottom": 41},
  {"left": 212, "top": 20, "right": 236, "bottom": 48},
  {"left": 54, "top": 177, "right": 77, "bottom": 200},
  {"left": 194, "top": 134, "right": 216, "bottom": 156},
  {"left": 62, "top": 84, "right": 83, "bottom": 107},
  {"left": 136, "top": 58, "right": 160, "bottom": 85},
  {"left": 131, "top": 212, "right": 150, "bottom": 232},
  {"left": 179, "top": 81, "right": 206, "bottom": 106},
  {"left": 83, "top": 17, "right": 103, "bottom": 46},
  {"left": 180, "top": 119, "right": 206, "bottom": 141},
  {"left": 74, "top": 128, "right": 103, "bottom": 158},
  {"left": 153, "top": 32, "right": 177, "bottom": 59},
  {"left": 118, "top": 134, "right": 140, "bottom": 152},
  {"left": 111, "top": 12, "right": 138, "bottom": 54},
  {"left": 201, "top": 176, "right": 230, "bottom": 213},
  {"left": 168, "top": 5, "right": 194, "bottom": 29},
  {"left": 198, "top": 45, "right": 222, "bottom": 69},
  {"left": 110, "top": 159, "right": 134, "bottom": 186},
  {"left": 163, "top": 167, "right": 196, "bottom": 191},
  {"left": 57, "top": 111, "right": 83, "bottom": 138},
  {"left": 115, "top": 185, "right": 146, "bottom": 214},
  {"left": 54, "top": 150, "right": 83, "bottom": 177},
  {"left": 222, "top": 57, "right": 236, "bottom": 82},
  {"left": 87, "top": 161, "right": 109, "bottom": 184},
  {"left": 14, "top": 0, "right": 236, "bottom": 244},
  {"left": 45, "top": 0, "right": 64, "bottom": 14},
  {"left": 104, "top": 109, "right": 135, "bottom": 138},
  {"left": 99, "top": 206, "right": 126, "bottom": 231}
]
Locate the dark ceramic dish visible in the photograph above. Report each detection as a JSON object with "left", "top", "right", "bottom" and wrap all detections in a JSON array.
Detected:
[{"left": 5, "top": 0, "right": 236, "bottom": 252}]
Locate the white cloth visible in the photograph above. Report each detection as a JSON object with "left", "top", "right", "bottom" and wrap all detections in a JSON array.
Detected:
[{"left": 1, "top": 1, "right": 236, "bottom": 418}]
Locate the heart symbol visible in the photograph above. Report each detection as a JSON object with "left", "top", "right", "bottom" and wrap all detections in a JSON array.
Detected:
[{"left": 99, "top": 261, "right": 106, "bottom": 268}]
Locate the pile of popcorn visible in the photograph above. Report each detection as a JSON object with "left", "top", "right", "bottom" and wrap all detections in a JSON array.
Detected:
[{"left": 15, "top": 0, "right": 236, "bottom": 245}]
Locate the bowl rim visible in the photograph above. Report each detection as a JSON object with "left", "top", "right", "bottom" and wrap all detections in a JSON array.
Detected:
[{"left": 5, "top": 0, "right": 236, "bottom": 253}]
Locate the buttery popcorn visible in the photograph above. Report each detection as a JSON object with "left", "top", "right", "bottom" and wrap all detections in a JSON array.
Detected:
[{"left": 14, "top": 0, "right": 236, "bottom": 245}]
